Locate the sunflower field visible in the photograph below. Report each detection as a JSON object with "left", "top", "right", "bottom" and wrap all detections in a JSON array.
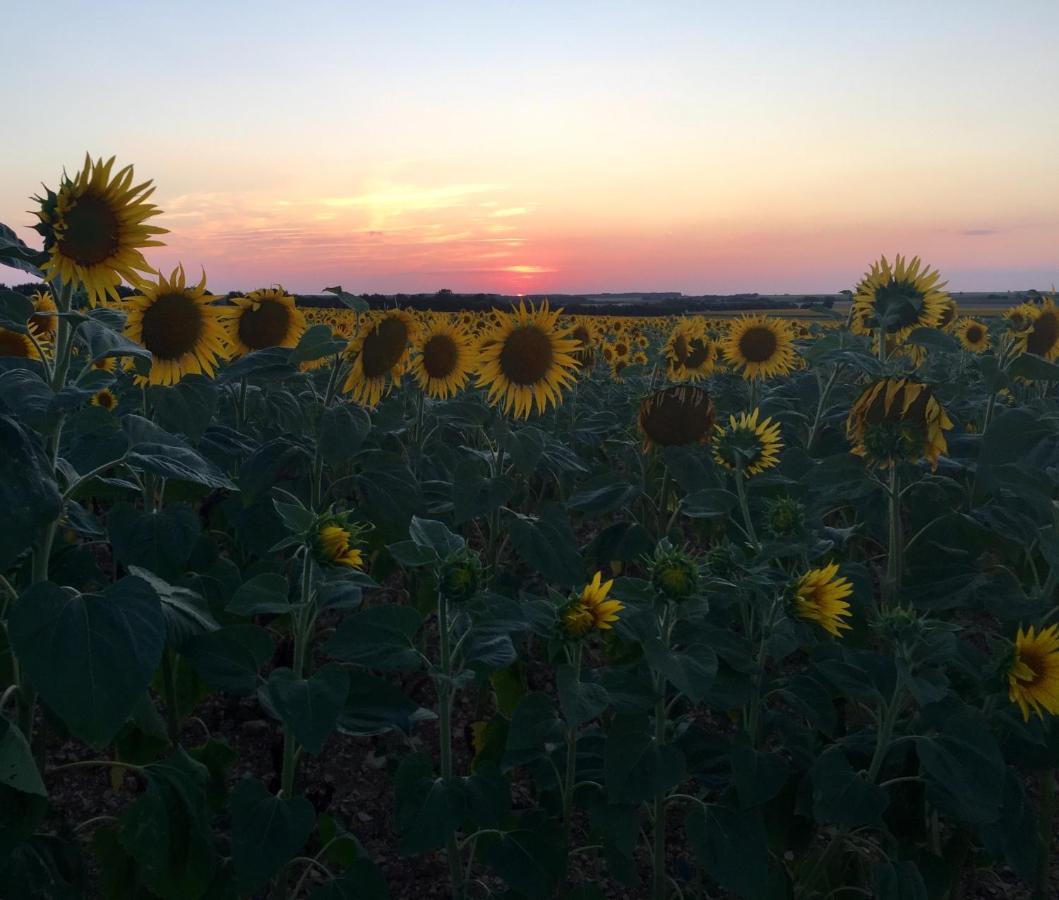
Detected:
[{"left": 1, "top": 156, "right": 1059, "bottom": 900}]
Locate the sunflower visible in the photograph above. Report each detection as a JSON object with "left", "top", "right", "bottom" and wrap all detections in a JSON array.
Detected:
[
  {"left": 638, "top": 385, "right": 715, "bottom": 451},
  {"left": 792, "top": 563, "right": 853, "bottom": 637},
  {"left": 228, "top": 287, "right": 306, "bottom": 356},
  {"left": 954, "top": 317, "right": 990, "bottom": 353},
  {"left": 569, "top": 315, "right": 599, "bottom": 362},
  {"left": 28, "top": 290, "right": 58, "bottom": 339},
  {"left": 850, "top": 254, "right": 949, "bottom": 344},
  {"left": 33, "top": 154, "right": 165, "bottom": 306},
  {"left": 721, "top": 315, "right": 797, "bottom": 380},
  {"left": 663, "top": 319, "right": 698, "bottom": 376},
  {"left": 314, "top": 519, "right": 366, "bottom": 569},
  {"left": 1008, "top": 625, "right": 1059, "bottom": 721},
  {"left": 562, "top": 571, "right": 624, "bottom": 637},
  {"left": 713, "top": 408, "right": 783, "bottom": 476},
  {"left": 1012, "top": 298, "right": 1059, "bottom": 361},
  {"left": 1004, "top": 301, "right": 1038, "bottom": 333},
  {"left": 936, "top": 296, "right": 959, "bottom": 331},
  {"left": 123, "top": 266, "right": 229, "bottom": 386},
  {"left": 410, "top": 317, "right": 478, "bottom": 400},
  {"left": 680, "top": 334, "right": 723, "bottom": 380},
  {"left": 476, "top": 300, "right": 580, "bottom": 419},
  {"left": 342, "top": 309, "right": 417, "bottom": 408},
  {"left": 846, "top": 377, "right": 952, "bottom": 470},
  {"left": 0, "top": 326, "right": 46, "bottom": 361},
  {"left": 91, "top": 388, "right": 118, "bottom": 412}
]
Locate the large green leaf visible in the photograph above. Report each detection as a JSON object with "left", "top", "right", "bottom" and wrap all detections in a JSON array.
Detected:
[
  {"left": 808, "top": 747, "right": 887, "bottom": 827},
  {"left": 393, "top": 752, "right": 466, "bottom": 855},
  {"left": 503, "top": 503, "right": 584, "bottom": 587},
  {"left": 337, "top": 671, "right": 435, "bottom": 736},
  {"left": 0, "top": 720, "right": 46, "bottom": 797},
  {"left": 109, "top": 504, "right": 201, "bottom": 581},
  {"left": 325, "top": 605, "right": 423, "bottom": 670},
  {"left": 317, "top": 403, "right": 371, "bottom": 466},
  {"left": 182, "top": 625, "right": 273, "bottom": 695},
  {"left": 0, "top": 224, "right": 46, "bottom": 276},
  {"left": 685, "top": 804, "right": 769, "bottom": 899},
  {"left": 478, "top": 816, "right": 566, "bottom": 899},
  {"left": 230, "top": 777, "right": 315, "bottom": 893},
  {"left": 263, "top": 664, "right": 348, "bottom": 754},
  {"left": 915, "top": 712, "right": 1004, "bottom": 824},
  {"left": 0, "top": 414, "right": 62, "bottom": 570},
  {"left": 8, "top": 577, "right": 165, "bottom": 746},
  {"left": 226, "top": 572, "right": 291, "bottom": 615},
  {"left": 604, "top": 715, "right": 685, "bottom": 805},
  {"left": 502, "top": 692, "right": 563, "bottom": 769},
  {"left": 557, "top": 665, "right": 610, "bottom": 727}
]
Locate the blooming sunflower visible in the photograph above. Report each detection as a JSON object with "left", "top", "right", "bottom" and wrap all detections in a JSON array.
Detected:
[
  {"left": 792, "top": 563, "right": 853, "bottom": 637},
  {"left": 680, "top": 334, "right": 723, "bottom": 380},
  {"left": 342, "top": 309, "right": 417, "bottom": 408},
  {"left": 569, "top": 315, "right": 599, "bottom": 362},
  {"left": 846, "top": 377, "right": 953, "bottom": 470},
  {"left": 713, "top": 408, "right": 783, "bottom": 476},
  {"left": 850, "top": 254, "right": 949, "bottom": 344},
  {"left": 28, "top": 290, "right": 58, "bottom": 340},
  {"left": 228, "top": 287, "right": 306, "bottom": 356},
  {"left": 1003, "top": 301, "right": 1038, "bottom": 334},
  {"left": 91, "top": 388, "right": 118, "bottom": 412},
  {"left": 33, "top": 154, "right": 165, "bottom": 306},
  {"left": 314, "top": 520, "right": 365, "bottom": 569},
  {"left": 1008, "top": 625, "right": 1059, "bottom": 721},
  {"left": 1012, "top": 298, "right": 1059, "bottom": 361},
  {"left": 562, "top": 571, "right": 624, "bottom": 637},
  {"left": 954, "top": 317, "right": 990, "bottom": 353},
  {"left": 410, "top": 316, "right": 478, "bottom": 400},
  {"left": 663, "top": 319, "right": 698, "bottom": 376},
  {"left": 721, "top": 315, "right": 797, "bottom": 380},
  {"left": 638, "top": 385, "right": 715, "bottom": 451},
  {"left": 123, "top": 266, "right": 229, "bottom": 386},
  {"left": 476, "top": 300, "right": 580, "bottom": 419},
  {"left": 0, "top": 326, "right": 46, "bottom": 361}
]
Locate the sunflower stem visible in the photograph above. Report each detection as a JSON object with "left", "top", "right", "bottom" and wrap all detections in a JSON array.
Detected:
[
  {"left": 652, "top": 682, "right": 668, "bottom": 900},
  {"left": 161, "top": 647, "right": 181, "bottom": 745},
  {"left": 436, "top": 589, "right": 465, "bottom": 899},
  {"left": 563, "top": 643, "right": 583, "bottom": 851},
  {"left": 734, "top": 465, "right": 759, "bottom": 551},
  {"left": 884, "top": 466, "right": 902, "bottom": 608},
  {"left": 806, "top": 365, "right": 841, "bottom": 454}
]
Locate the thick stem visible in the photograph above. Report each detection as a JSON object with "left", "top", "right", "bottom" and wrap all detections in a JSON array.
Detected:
[
  {"left": 437, "top": 591, "right": 465, "bottom": 899},
  {"left": 563, "top": 644, "right": 583, "bottom": 843},
  {"left": 161, "top": 648, "right": 181, "bottom": 745},
  {"left": 867, "top": 675, "right": 904, "bottom": 784},
  {"left": 884, "top": 466, "right": 902, "bottom": 608},
  {"left": 652, "top": 688, "right": 667, "bottom": 900},
  {"left": 806, "top": 366, "right": 841, "bottom": 453},
  {"left": 734, "top": 466, "right": 758, "bottom": 550}
]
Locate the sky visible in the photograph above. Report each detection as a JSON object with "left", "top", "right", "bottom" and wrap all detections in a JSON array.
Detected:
[{"left": 2, "top": 1, "right": 1058, "bottom": 295}]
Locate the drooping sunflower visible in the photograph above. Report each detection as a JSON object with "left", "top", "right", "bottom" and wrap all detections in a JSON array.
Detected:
[
  {"left": 850, "top": 254, "right": 949, "bottom": 344},
  {"left": 28, "top": 290, "right": 58, "bottom": 340},
  {"left": 0, "top": 326, "right": 46, "bottom": 361},
  {"left": 409, "top": 317, "right": 479, "bottom": 400},
  {"left": 954, "top": 317, "right": 991, "bottom": 353},
  {"left": 721, "top": 315, "right": 797, "bottom": 380},
  {"left": 713, "top": 408, "right": 783, "bottom": 476},
  {"left": 638, "top": 385, "right": 715, "bottom": 451},
  {"left": 846, "top": 377, "right": 953, "bottom": 470},
  {"left": 91, "top": 388, "right": 118, "bottom": 412},
  {"left": 123, "top": 266, "right": 229, "bottom": 386},
  {"left": 791, "top": 563, "right": 853, "bottom": 637},
  {"left": 476, "top": 300, "right": 580, "bottom": 419},
  {"left": 228, "top": 287, "right": 306, "bottom": 356},
  {"left": 562, "top": 571, "right": 624, "bottom": 637},
  {"left": 342, "top": 309, "right": 417, "bottom": 408},
  {"left": 33, "top": 154, "right": 166, "bottom": 306},
  {"left": 1012, "top": 298, "right": 1059, "bottom": 361},
  {"left": 313, "top": 519, "right": 365, "bottom": 569},
  {"left": 1008, "top": 625, "right": 1059, "bottom": 721}
]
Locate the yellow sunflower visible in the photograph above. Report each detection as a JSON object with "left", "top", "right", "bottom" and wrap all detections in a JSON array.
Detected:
[
  {"left": 638, "top": 385, "right": 715, "bottom": 451},
  {"left": 342, "top": 309, "right": 417, "bottom": 408},
  {"left": 123, "top": 266, "right": 229, "bottom": 386},
  {"left": 314, "top": 521, "right": 365, "bottom": 569},
  {"left": 228, "top": 287, "right": 306, "bottom": 356},
  {"left": 1003, "top": 301, "right": 1038, "bottom": 333},
  {"left": 1008, "top": 625, "right": 1059, "bottom": 721},
  {"left": 680, "top": 334, "right": 723, "bottom": 380},
  {"left": 713, "top": 408, "right": 783, "bottom": 476},
  {"left": 33, "top": 154, "right": 165, "bottom": 306},
  {"left": 721, "top": 315, "right": 797, "bottom": 380},
  {"left": 954, "top": 317, "right": 990, "bottom": 353},
  {"left": 476, "top": 301, "right": 580, "bottom": 419},
  {"left": 569, "top": 315, "right": 599, "bottom": 362},
  {"left": 850, "top": 254, "right": 949, "bottom": 344},
  {"left": 91, "top": 388, "right": 118, "bottom": 412},
  {"left": 792, "top": 563, "right": 853, "bottom": 637},
  {"left": 1012, "top": 298, "right": 1059, "bottom": 361},
  {"left": 563, "top": 571, "right": 624, "bottom": 637},
  {"left": 846, "top": 377, "right": 952, "bottom": 470},
  {"left": 0, "top": 326, "right": 46, "bottom": 361},
  {"left": 410, "top": 317, "right": 479, "bottom": 400},
  {"left": 663, "top": 319, "right": 698, "bottom": 376},
  {"left": 28, "top": 290, "right": 58, "bottom": 339}
]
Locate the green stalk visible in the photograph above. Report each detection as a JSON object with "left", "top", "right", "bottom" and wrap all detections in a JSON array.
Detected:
[
  {"left": 734, "top": 465, "right": 758, "bottom": 550},
  {"left": 884, "top": 466, "right": 902, "bottom": 608},
  {"left": 806, "top": 366, "right": 841, "bottom": 453},
  {"left": 437, "top": 590, "right": 465, "bottom": 899},
  {"left": 867, "top": 675, "right": 904, "bottom": 783},
  {"left": 652, "top": 605, "right": 672, "bottom": 900},
  {"left": 161, "top": 648, "right": 181, "bottom": 745},
  {"left": 563, "top": 643, "right": 583, "bottom": 844}
]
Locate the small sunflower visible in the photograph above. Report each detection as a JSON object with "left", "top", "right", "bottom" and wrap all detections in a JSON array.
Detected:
[
  {"left": 663, "top": 319, "right": 698, "bottom": 376},
  {"left": 954, "top": 317, "right": 990, "bottom": 353},
  {"left": 792, "top": 563, "right": 853, "bottom": 637},
  {"left": 713, "top": 408, "right": 783, "bottom": 476},
  {"left": 29, "top": 290, "right": 58, "bottom": 339},
  {"left": 123, "top": 266, "right": 229, "bottom": 386},
  {"left": 342, "top": 309, "right": 417, "bottom": 408},
  {"left": 569, "top": 315, "right": 599, "bottom": 362},
  {"left": 721, "top": 315, "right": 797, "bottom": 380},
  {"left": 638, "top": 384, "right": 715, "bottom": 451},
  {"left": 1008, "top": 625, "right": 1059, "bottom": 722},
  {"left": 846, "top": 377, "right": 952, "bottom": 470},
  {"left": 91, "top": 387, "right": 118, "bottom": 412},
  {"left": 850, "top": 254, "right": 949, "bottom": 343},
  {"left": 228, "top": 287, "right": 306, "bottom": 356},
  {"left": 680, "top": 334, "right": 723, "bottom": 380},
  {"left": 410, "top": 317, "right": 479, "bottom": 400},
  {"left": 563, "top": 571, "right": 624, "bottom": 637},
  {"left": 1012, "top": 298, "right": 1059, "bottom": 361},
  {"left": 0, "top": 326, "right": 46, "bottom": 361},
  {"left": 314, "top": 519, "right": 366, "bottom": 569},
  {"left": 33, "top": 154, "right": 166, "bottom": 306},
  {"left": 1004, "top": 301, "right": 1038, "bottom": 333},
  {"left": 476, "top": 300, "right": 580, "bottom": 419}
]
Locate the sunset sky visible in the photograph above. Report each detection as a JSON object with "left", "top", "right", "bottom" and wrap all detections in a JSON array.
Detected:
[{"left": 2, "top": 1, "right": 1057, "bottom": 294}]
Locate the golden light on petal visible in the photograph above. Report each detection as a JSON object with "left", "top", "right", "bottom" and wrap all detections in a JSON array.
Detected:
[
  {"left": 846, "top": 377, "right": 953, "bottom": 470},
  {"left": 793, "top": 562, "right": 853, "bottom": 637},
  {"left": 228, "top": 287, "right": 306, "bottom": 356},
  {"left": 721, "top": 315, "right": 797, "bottom": 380},
  {"left": 410, "top": 316, "right": 478, "bottom": 400},
  {"left": 342, "top": 309, "right": 417, "bottom": 408},
  {"left": 1008, "top": 625, "right": 1059, "bottom": 722}
]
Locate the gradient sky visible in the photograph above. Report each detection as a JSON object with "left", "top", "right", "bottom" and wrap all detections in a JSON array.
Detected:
[{"left": 2, "top": 1, "right": 1057, "bottom": 294}]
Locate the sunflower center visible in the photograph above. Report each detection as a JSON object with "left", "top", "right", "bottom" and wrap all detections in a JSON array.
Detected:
[
  {"left": 499, "top": 325, "right": 553, "bottom": 385},
  {"left": 0, "top": 329, "right": 32, "bottom": 358},
  {"left": 140, "top": 292, "right": 205, "bottom": 361},
  {"left": 672, "top": 334, "right": 689, "bottom": 364},
  {"left": 360, "top": 316, "right": 409, "bottom": 378},
  {"left": 572, "top": 325, "right": 590, "bottom": 348},
  {"left": 639, "top": 386, "right": 714, "bottom": 447},
  {"left": 966, "top": 325, "right": 984, "bottom": 343},
  {"left": 738, "top": 326, "right": 778, "bottom": 363},
  {"left": 57, "top": 192, "right": 121, "bottom": 266},
  {"left": 96, "top": 391, "right": 116, "bottom": 410},
  {"left": 1014, "top": 649, "right": 1043, "bottom": 686},
  {"left": 685, "top": 338, "right": 712, "bottom": 368},
  {"left": 1027, "top": 311, "right": 1059, "bottom": 356},
  {"left": 238, "top": 299, "right": 292, "bottom": 350},
  {"left": 422, "top": 333, "right": 459, "bottom": 378}
]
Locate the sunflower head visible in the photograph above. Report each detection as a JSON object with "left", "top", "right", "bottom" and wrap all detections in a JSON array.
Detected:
[
  {"left": 637, "top": 385, "right": 715, "bottom": 451},
  {"left": 1007, "top": 625, "right": 1059, "bottom": 721},
  {"left": 713, "top": 408, "right": 783, "bottom": 477},
  {"left": 229, "top": 287, "right": 306, "bottom": 355},
  {"left": 313, "top": 516, "right": 369, "bottom": 569},
  {"left": 569, "top": 315, "right": 599, "bottom": 362},
  {"left": 410, "top": 317, "right": 478, "bottom": 400},
  {"left": 721, "top": 315, "right": 797, "bottom": 381},
  {"left": 0, "top": 326, "right": 46, "bottom": 361},
  {"left": 1004, "top": 301, "right": 1038, "bottom": 333},
  {"left": 846, "top": 377, "right": 952, "bottom": 470},
  {"left": 562, "top": 571, "right": 624, "bottom": 638},
  {"left": 439, "top": 547, "right": 483, "bottom": 603},
  {"left": 33, "top": 154, "right": 166, "bottom": 306},
  {"left": 790, "top": 563, "right": 853, "bottom": 637},
  {"left": 342, "top": 309, "right": 417, "bottom": 408},
  {"left": 648, "top": 541, "right": 702, "bottom": 603},
  {"left": 765, "top": 494, "right": 806, "bottom": 538},
  {"left": 1013, "top": 299, "right": 1059, "bottom": 361},
  {"left": 91, "top": 387, "right": 118, "bottom": 412},
  {"left": 476, "top": 300, "right": 581, "bottom": 419},
  {"left": 123, "top": 265, "right": 229, "bottom": 386},
  {"left": 850, "top": 254, "right": 949, "bottom": 343},
  {"left": 29, "top": 290, "right": 58, "bottom": 339},
  {"left": 954, "top": 317, "right": 990, "bottom": 353}
]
